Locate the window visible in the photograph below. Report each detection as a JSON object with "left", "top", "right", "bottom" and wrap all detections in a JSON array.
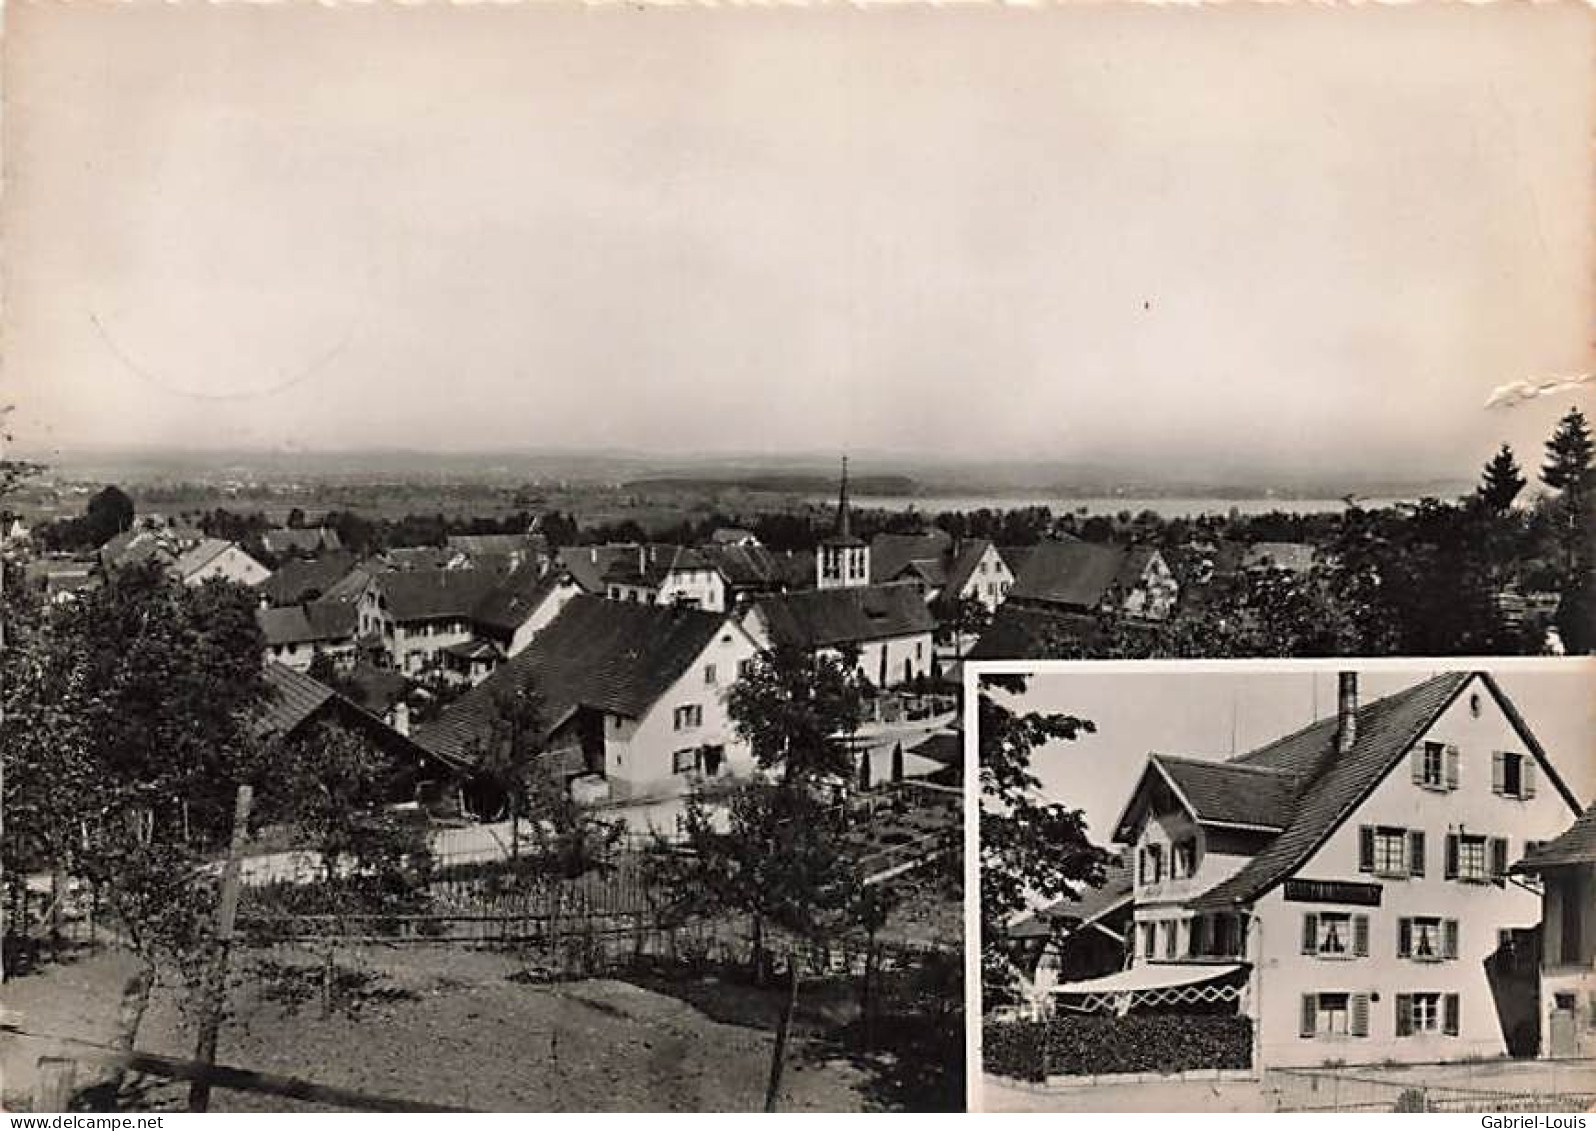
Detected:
[
  {"left": 1139, "top": 844, "right": 1164, "bottom": 885},
  {"left": 1161, "top": 920, "right": 1179, "bottom": 960},
  {"left": 1173, "top": 840, "right": 1197, "bottom": 880},
  {"left": 704, "top": 664, "right": 717, "bottom": 686},
  {"left": 1302, "top": 912, "right": 1369, "bottom": 959},
  {"left": 736, "top": 659, "right": 752, "bottom": 680},
  {"left": 1399, "top": 917, "right": 1458, "bottom": 962},
  {"left": 1396, "top": 993, "right": 1458, "bottom": 1037},
  {"left": 1301, "top": 992, "right": 1370, "bottom": 1038},
  {"left": 1446, "top": 833, "right": 1506, "bottom": 884},
  {"left": 673, "top": 704, "right": 702, "bottom": 731},
  {"left": 1412, "top": 741, "right": 1457, "bottom": 790},
  {"left": 1495, "top": 751, "right": 1535, "bottom": 799},
  {"left": 1365, "top": 827, "right": 1406, "bottom": 877},
  {"left": 672, "top": 748, "right": 698, "bottom": 775},
  {"left": 1141, "top": 922, "right": 1156, "bottom": 960}
]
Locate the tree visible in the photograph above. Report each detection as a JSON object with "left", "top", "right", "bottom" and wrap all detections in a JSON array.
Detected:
[
  {"left": 978, "top": 674, "right": 1107, "bottom": 1007},
  {"left": 1477, "top": 444, "right": 1527, "bottom": 514},
  {"left": 935, "top": 594, "right": 992, "bottom": 654},
  {"left": 1, "top": 560, "right": 271, "bottom": 1055},
  {"left": 286, "top": 506, "right": 306, "bottom": 530},
  {"left": 84, "top": 484, "right": 135, "bottom": 545},
  {"left": 1542, "top": 407, "right": 1593, "bottom": 493}
]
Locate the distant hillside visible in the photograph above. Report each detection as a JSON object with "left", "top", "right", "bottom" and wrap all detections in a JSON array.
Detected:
[{"left": 621, "top": 474, "right": 918, "bottom": 496}]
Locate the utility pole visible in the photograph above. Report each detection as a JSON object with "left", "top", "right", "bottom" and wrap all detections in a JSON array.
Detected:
[{"left": 188, "top": 783, "right": 252, "bottom": 1112}]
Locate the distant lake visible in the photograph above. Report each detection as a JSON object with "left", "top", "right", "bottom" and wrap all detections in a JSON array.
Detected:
[{"left": 829, "top": 494, "right": 1420, "bottom": 518}]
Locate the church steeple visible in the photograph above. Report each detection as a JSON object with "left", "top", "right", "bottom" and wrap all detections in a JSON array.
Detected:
[{"left": 817, "top": 455, "right": 869, "bottom": 589}]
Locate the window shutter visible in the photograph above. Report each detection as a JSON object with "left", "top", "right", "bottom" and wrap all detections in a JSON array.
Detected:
[
  {"left": 1492, "top": 751, "right": 1505, "bottom": 794},
  {"left": 1444, "top": 834, "right": 1459, "bottom": 880},
  {"left": 1491, "top": 837, "right": 1509, "bottom": 884},
  {"left": 1409, "top": 830, "right": 1426, "bottom": 878},
  {"left": 1353, "top": 914, "right": 1369, "bottom": 957},
  {"left": 1445, "top": 745, "right": 1460, "bottom": 790},
  {"left": 1398, "top": 917, "right": 1413, "bottom": 958},
  {"left": 1524, "top": 760, "right": 1538, "bottom": 799},
  {"left": 1396, "top": 994, "right": 1413, "bottom": 1037},
  {"left": 1302, "top": 914, "right": 1318, "bottom": 956},
  {"left": 1443, "top": 993, "right": 1460, "bottom": 1036},
  {"left": 1443, "top": 919, "right": 1459, "bottom": 960},
  {"left": 1411, "top": 747, "right": 1424, "bottom": 783},
  {"left": 1300, "top": 994, "right": 1317, "bottom": 1038},
  {"left": 1358, "top": 826, "right": 1375, "bottom": 873},
  {"left": 1351, "top": 994, "right": 1370, "bottom": 1037},
  {"left": 1139, "top": 848, "right": 1147, "bottom": 885}
]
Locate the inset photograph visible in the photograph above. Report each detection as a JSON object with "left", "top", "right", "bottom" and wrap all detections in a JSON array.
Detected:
[{"left": 974, "top": 662, "right": 1595, "bottom": 1113}]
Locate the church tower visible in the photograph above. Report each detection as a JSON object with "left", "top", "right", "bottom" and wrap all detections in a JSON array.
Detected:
[{"left": 817, "top": 456, "right": 869, "bottom": 590}]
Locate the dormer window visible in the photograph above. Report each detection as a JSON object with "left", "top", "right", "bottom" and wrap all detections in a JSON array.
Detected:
[{"left": 1139, "top": 844, "right": 1164, "bottom": 885}]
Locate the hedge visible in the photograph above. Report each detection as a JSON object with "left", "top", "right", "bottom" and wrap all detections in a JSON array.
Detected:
[{"left": 984, "top": 1014, "right": 1252, "bottom": 1081}]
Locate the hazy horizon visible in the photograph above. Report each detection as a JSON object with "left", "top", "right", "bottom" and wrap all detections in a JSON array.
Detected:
[{"left": 4, "top": 3, "right": 1591, "bottom": 482}]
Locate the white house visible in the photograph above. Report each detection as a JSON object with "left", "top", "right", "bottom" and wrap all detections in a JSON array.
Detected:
[
  {"left": 173, "top": 538, "right": 272, "bottom": 588},
  {"left": 414, "top": 595, "right": 762, "bottom": 805},
  {"left": 744, "top": 583, "right": 937, "bottom": 689},
  {"left": 942, "top": 539, "right": 1014, "bottom": 613},
  {"left": 1066, "top": 671, "right": 1583, "bottom": 1069}
]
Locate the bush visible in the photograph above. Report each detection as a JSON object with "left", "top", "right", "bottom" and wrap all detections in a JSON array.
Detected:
[{"left": 984, "top": 1013, "right": 1253, "bottom": 1081}]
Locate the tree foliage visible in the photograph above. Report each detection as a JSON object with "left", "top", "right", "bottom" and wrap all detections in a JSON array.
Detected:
[
  {"left": 1542, "top": 407, "right": 1594, "bottom": 493},
  {"left": 1477, "top": 444, "right": 1527, "bottom": 514},
  {"left": 978, "top": 675, "right": 1106, "bottom": 1007}
]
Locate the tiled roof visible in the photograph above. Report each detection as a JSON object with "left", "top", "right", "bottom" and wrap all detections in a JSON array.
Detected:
[
  {"left": 1190, "top": 671, "right": 1580, "bottom": 910},
  {"left": 754, "top": 583, "right": 935, "bottom": 650},
  {"left": 967, "top": 604, "right": 1111, "bottom": 660},
  {"left": 447, "top": 534, "right": 537, "bottom": 557},
  {"left": 1010, "top": 859, "right": 1135, "bottom": 940},
  {"left": 257, "top": 601, "right": 358, "bottom": 647},
  {"left": 383, "top": 547, "right": 460, "bottom": 572},
  {"left": 174, "top": 538, "right": 247, "bottom": 578},
  {"left": 469, "top": 562, "right": 567, "bottom": 637},
  {"left": 700, "top": 543, "right": 789, "bottom": 588},
  {"left": 1515, "top": 806, "right": 1596, "bottom": 870},
  {"left": 556, "top": 544, "right": 647, "bottom": 594},
  {"left": 372, "top": 569, "right": 500, "bottom": 622},
  {"left": 601, "top": 545, "right": 716, "bottom": 587},
  {"left": 870, "top": 532, "right": 953, "bottom": 586},
  {"left": 255, "top": 661, "right": 339, "bottom": 739},
  {"left": 259, "top": 551, "right": 359, "bottom": 606},
  {"left": 1010, "top": 541, "right": 1128, "bottom": 610},
  {"left": 413, "top": 595, "right": 733, "bottom": 766},
  {"left": 1147, "top": 754, "right": 1299, "bottom": 830},
  {"left": 943, "top": 539, "right": 996, "bottom": 598}
]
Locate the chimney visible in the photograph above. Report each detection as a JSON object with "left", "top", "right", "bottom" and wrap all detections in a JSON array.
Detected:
[{"left": 1335, "top": 672, "right": 1358, "bottom": 754}]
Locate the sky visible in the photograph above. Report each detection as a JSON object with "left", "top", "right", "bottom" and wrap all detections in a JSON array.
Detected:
[
  {"left": 999, "top": 663, "right": 1596, "bottom": 852},
  {"left": 3, "top": 2, "right": 1592, "bottom": 481}
]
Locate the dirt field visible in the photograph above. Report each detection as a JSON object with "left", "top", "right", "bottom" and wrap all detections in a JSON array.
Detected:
[{"left": 2, "top": 944, "right": 914, "bottom": 1112}]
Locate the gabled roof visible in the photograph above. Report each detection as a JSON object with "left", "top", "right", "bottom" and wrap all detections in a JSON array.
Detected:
[
  {"left": 382, "top": 546, "right": 460, "bottom": 572},
  {"left": 469, "top": 563, "right": 571, "bottom": 637},
  {"left": 1010, "top": 541, "right": 1128, "bottom": 610},
  {"left": 1514, "top": 807, "right": 1596, "bottom": 871},
  {"left": 870, "top": 532, "right": 953, "bottom": 586},
  {"left": 174, "top": 538, "right": 254, "bottom": 579},
  {"left": 710, "top": 527, "right": 759, "bottom": 545},
  {"left": 701, "top": 543, "right": 800, "bottom": 589},
  {"left": 967, "top": 604, "right": 1117, "bottom": 661},
  {"left": 371, "top": 568, "right": 500, "bottom": 622},
  {"left": 753, "top": 582, "right": 935, "bottom": 650},
  {"left": 943, "top": 539, "right": 997, "bottom": 598},
  {"left": 257, "top": 601, "right": 359, "bottom": 647},
  {"left": 413, "top": 595, "right": 737, "bottom": 766},
  {"left": 1010, "top": 860, "right": 1135, "bottom": 941},
  {"left": 447, "top": 533, "right": 537, "bottom": 557},
  {"left": 556, "top": 544, "right": 647, "bottom": 594},
  {"left": 601, "top": 544, "right": 717, "bottom": 588},
  {"left": 256, "top": 662, "right": 462, "bottom": 771},
  {"left": 1190, "top": 672, "right": 1582, "bottom": 910},
  {"left": 259, "top": 550, "right": 359, "bottom": 606},
  {"left": 1118, "top": 754, "right": 1300, "bottom": 836}
]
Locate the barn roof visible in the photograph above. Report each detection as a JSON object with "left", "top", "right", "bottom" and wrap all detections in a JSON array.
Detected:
[
  {"left": 1010, "top": 541, "right": 1128, "bottom": 610},
  {"left": 259, "top": 551, "right": 359, "bottom": 606},
  {"left": 257, "top": 601, "right": 358, "bottom": 647}
]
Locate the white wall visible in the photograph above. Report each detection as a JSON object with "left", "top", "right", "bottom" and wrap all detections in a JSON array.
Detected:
[
  {"left": 656, "top": 566, "right": 727, "bottom": 613},
  {"left": 957, "top": 544, "right": 1014, "bottom": 612},
  {"left": 185, "top": 545, "right": 270, "bottom": 587},
  {"left": 602, "top": 620, "right": 761, "bottom": 799},
  {"left": 1131, "top": 806, "right": 1254, "bottom": 959},
  {"left": 506, "top": 579, "right": 581, "bottom": 656},
  {"left": 1252, "top": 677, "right": 1580, "bottom": 1067}
]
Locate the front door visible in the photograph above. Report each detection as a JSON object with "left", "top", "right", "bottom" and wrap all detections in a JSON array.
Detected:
[{"left": 1551, "top": 993, "right": 1578, "bottom": 1058}]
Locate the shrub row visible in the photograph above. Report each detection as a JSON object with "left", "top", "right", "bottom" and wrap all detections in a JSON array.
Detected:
[{"left": 984, "top": 1013, "right": 1252, "bottom": 1081}]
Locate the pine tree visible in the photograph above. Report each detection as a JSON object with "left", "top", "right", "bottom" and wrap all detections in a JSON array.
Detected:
[
  {"left": 1477, "top": 444, "right": 1527, "bottom": 513},
  {"left": 1542, "top": 408, "right": 1594, "bottom": 493}
]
